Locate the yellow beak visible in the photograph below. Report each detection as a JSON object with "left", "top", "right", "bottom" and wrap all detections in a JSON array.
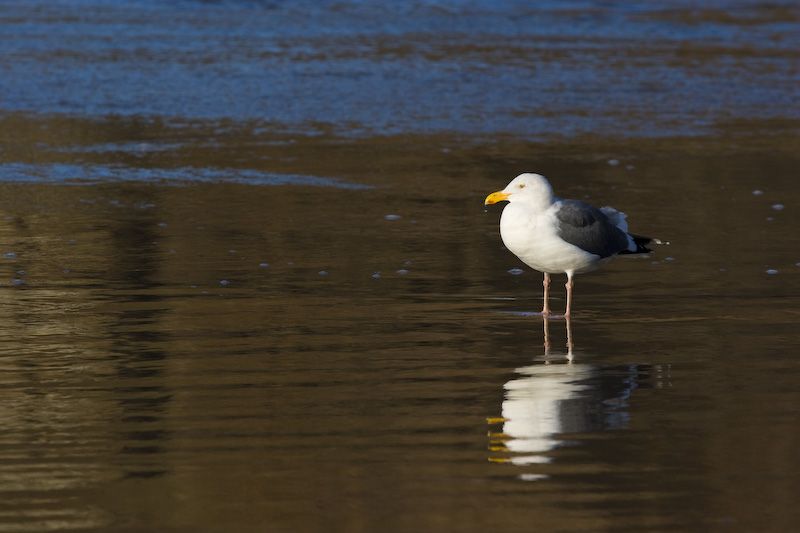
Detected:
[{"left": 484, "top": 190, "right": 511, "bottom": 206}]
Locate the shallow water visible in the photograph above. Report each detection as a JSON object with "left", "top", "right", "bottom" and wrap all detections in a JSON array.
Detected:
[{"left": 1, "top": 1, "right": 800, "bottom": 532}]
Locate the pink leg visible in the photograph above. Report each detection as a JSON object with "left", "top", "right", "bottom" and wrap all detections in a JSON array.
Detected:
[
  {"left": 564, "top": 274, "right": 574, "bottom": 318},
  {"left": 541, "top": 273, "right": 551, "bottom": 316}
]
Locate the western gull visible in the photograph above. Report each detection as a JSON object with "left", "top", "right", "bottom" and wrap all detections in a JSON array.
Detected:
[{"left": 485, "top": 173, "right": 664, "bottom": 318}]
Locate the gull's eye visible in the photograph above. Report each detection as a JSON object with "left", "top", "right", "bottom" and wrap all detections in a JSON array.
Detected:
[{"left": 519, "top": 184, "right": 525, "bottom": 189}]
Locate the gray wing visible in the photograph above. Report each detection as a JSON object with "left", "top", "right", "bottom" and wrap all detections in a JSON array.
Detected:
[{"left": 553, "top": 199, "right": 630, "bottom": 257}]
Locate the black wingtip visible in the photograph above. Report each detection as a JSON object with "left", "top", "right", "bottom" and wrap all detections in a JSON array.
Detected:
[{"left": 621, "top": 233, "right": 669, "bottom": 255}]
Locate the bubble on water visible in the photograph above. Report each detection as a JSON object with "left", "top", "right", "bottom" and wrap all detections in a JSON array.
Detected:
[
  {"left": 16, "top": 270, "right": 25, "bottom": 275},
  {"left": 63, "top": 269, "right": 70, "bottom": 274},
  {"left": 752, "top": 190, "right": 763, "bottom": 196},
  {"left": 772, "top": 204, "right": 784, "bottom": 211},
  {"left": 508, "top": 268, "right": 524, "bottom": 275},
  {"left": 372, "top": 272, "right": 381, "bottom": 278},
  {"left": 385, "top": 214, "right": 402, "bottom": 220},
  {"left": 220, "top": 280, "right": 229, "bottom": 285},
  {"left": 608, "top": 159, "right": 620, "bottom": 166},
  {"left": 4, "top": 253, "right": 17, "bottom": 259},
  {"left": 259, "top": 263, "right": 269, "bottom": 267},
  {"left": 665, "top": 257, "right": 675, "bottom": 261},
  {"left": 158, "top": 222, "right": 167, "bottom": 227},
  {"left": 519, "top": 473, "right": 549, "bottom": 482},
  {"left": 11, "top": 279, "right": 24, "bottom": 285},
  {"left": 766, "top": 269, "right": 778, "bottom": 275},
  {"left": 396, "top": 269, "right": 409, "bottom": 275},
  {"left": 318, "top": 270, "right": 328, "bottom": 275}
]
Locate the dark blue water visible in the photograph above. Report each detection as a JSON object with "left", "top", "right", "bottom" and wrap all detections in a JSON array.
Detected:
[{"left": 2, "top": 0, "right": 797, "bottom": 138}]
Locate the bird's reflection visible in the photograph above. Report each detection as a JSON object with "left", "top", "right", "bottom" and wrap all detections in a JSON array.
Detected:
[
  {"left": 489, "top": 317, "right": 642, "bottom": 480},
  {"left": 543, "top": 315, "right": 574, "bottom": 363}
]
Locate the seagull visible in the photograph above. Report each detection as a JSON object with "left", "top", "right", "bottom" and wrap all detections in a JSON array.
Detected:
[{"left": 485, "top": 173, "right": 664, "bottom": 318}]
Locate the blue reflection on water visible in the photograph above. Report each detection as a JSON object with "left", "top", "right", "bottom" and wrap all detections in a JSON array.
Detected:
[
  {"left": 1, "top": 0, "right": 797, "bottom": 138},
  {"left": 0, "top": 162, "right": 371, "bottom": 188}
]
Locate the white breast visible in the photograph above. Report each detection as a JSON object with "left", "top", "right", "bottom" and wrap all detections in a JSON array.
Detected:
[{"left": 499, "top": 203, "right": 608, "bottom": 275}]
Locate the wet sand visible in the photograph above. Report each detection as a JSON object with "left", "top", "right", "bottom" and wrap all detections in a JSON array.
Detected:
[{"left": 1, "top": 1, "right": 799, "bottom": 532}]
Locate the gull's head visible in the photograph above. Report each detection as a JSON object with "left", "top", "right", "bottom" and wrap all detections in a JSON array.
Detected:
[{"left": 484, "top": 173, "right": 555, "bottom": 210}]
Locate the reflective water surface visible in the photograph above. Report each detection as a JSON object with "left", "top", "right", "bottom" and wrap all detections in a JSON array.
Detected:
[{"left": 1, "top": 1, "right": 799, "bottom": 532}]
